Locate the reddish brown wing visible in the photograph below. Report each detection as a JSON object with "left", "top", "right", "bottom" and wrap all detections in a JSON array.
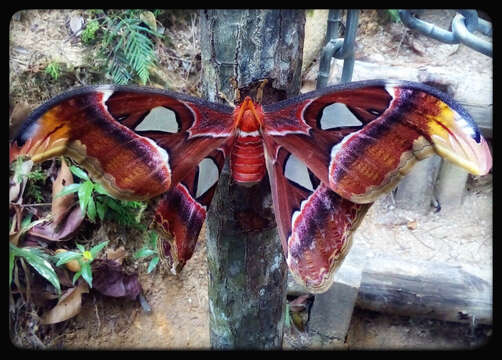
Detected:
[
  {"left": 10, "top": 85, "right": 235, "bottom": 200},
  {"left": 262, "top": 80, "right": 491, "bottom": 204},
  {"left": 153, "top": 147, "right": 227, "bottom": 274},
  {"left": 263, "top": 136, "right": 370, "bottom": 293}
]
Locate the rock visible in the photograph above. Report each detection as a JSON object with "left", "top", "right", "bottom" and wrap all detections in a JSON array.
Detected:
[{"left": 69, "top": 15, "right": 84, "bottom": 35}]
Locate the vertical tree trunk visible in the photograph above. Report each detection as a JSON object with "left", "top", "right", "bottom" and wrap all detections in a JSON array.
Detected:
[{"left": 199, "top": 9, "right": 305, "bottom": 349}]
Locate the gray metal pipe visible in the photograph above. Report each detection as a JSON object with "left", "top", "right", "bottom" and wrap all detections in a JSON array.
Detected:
[
  {"left": 398, "top": 10, "right": 460, "bottom": 44},
  {"left": 451, "top": 13, "right": 492, "bottom": 57}
]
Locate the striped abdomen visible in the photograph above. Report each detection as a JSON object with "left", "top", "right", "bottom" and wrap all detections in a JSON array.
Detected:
[{"left": 230, "top": 130, "right": 266, "bottom": 183}]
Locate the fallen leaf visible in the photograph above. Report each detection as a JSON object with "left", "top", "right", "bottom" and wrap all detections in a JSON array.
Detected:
[
  {"left": 140, "top": 11, "right": 157, "bottom": 32},
  {"left": 52, "top": 158, "right": 75, "bottom": 225},
  {"left": 9, "top": 159, "right": 33, "bottom": 203},
  {"left": 28, "top": 204, "right": 85, "bottom": 242},
  {"left": 105, "top": 246, "right": 128, "bottom": 265},
  {"left": 407, "top": 220, "right": 418, "bottom": 230},
  {"left": 288, "top": 294, "right": 313, "bottom": 312},
  {"left": 9, "top": 101, "right": 34, "bottom": 140},
  {"left": 92, "top": 259, "right": 142, "bottom": 300},
  {"left": 40, "top": 280, "right": 89, "bottom": 325}
]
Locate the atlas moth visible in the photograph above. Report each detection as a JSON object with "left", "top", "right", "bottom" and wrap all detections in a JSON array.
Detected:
[{"left": 10, "top": 79, "right": 492, "bottom": 293}]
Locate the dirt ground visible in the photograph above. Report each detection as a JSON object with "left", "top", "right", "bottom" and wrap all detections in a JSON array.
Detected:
[{"left": 9, "top": 10, "right": 492, "bottom": 350}]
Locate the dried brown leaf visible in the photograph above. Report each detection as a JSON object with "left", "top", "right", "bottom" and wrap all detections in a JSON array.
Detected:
[
  {"left": 9, "top": 159, "right": 33, "bottom": 203},
  {"left": 105, "top": 246, "right": 128, "bottom": 265},
  {"left": 92, "top": 259, "right": 142, "bottom": 300},
  {"left": 40, "top": 280, "right": 89, "bottom": 325},
  {"left": 28, "top": 204, "right": 85, "bottom": 242},
  {"left": 9, "top": 101, "right": 34, "bottom": 140},
  {"left": 288, "top": 294, "right": 312, "bottom": 312},
  {"left": 51, "top": 158, "right": 75, "bottom": 225}
]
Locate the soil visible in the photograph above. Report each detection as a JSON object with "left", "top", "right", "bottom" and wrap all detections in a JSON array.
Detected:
[{"left": 9, "top": 10, "right": 492, "bottom": 350}]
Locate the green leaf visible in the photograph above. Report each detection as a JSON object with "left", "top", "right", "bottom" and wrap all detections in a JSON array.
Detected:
[
  {"left": 387, "top": 9, "right": 402, "bottom": 23},
  {"left": 147, "top": 256, "right": 159, "bottom": 273},
  {"left": 134, "top": 247, "right": 156, "bottom": 259},
  {"left": 78, "top": 181, "right": 94, "bottom": 214},
  {"left": 94, "top": 183, "right": 110, "bottom": 196},
  {"left": 55, "top": 250, "right": 82, "bottom": 266},
  {"left": 9, "top": 248, "right": 15, "bottom": 286},
  {"left": 72, "top": 270, "right": 82, "bottom": 285},
  {"left": 102, "top": 197, "right": 122, "bottom": 212},
  {"left": 76, "top": 243, "right": 86, "bottom": 253},
  {"left": 70, "top": 166, "right": 89, "bottom": 180},
  {"left": 87, "top": 196, "right": 96, "bottom": 222},
  {"left": 21, "top": 214, "right": 33, "bottom": 230},
  {"left": 81, "top": 262, "right": 93, "bottom": 288},
  {"left": 90, "top": 240, "right": 109, "bottom": 259},
  {"left": 148, "top": 231, "right": 158, "bottom": 248},
  {"left": 284, "top": 303, "right": 291, "bottom": 328},
  {"left": 10, "top": 244, "right": 61, "bottom": 294},
  {"left": 56, "top": 183, "right": 81, "bottom": 198},
  {"left": 96, "top": 200, "right": 106, "bottom": 221}
]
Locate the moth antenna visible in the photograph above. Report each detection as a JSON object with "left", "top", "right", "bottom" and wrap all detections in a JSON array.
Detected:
[
  {"left": 230, "top": 78, "right": 241, "bottom": 104},
  {"left": 217, "top": 91, "right": 236, "bottom": 108},
  {"left": 256, "top": 78, "right": 269, "bottom": 103}
]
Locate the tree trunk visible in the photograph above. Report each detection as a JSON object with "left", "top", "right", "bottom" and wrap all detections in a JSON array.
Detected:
[{"left": 199, "top": 9, "right": 305, "bottom": 349}]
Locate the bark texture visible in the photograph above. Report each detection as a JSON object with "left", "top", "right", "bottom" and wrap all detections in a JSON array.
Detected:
[{"left": 199, "top": 9, "right": 305, "bottom": 349}]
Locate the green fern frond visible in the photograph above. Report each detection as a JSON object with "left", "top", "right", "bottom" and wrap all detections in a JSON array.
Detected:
[{"left": 96, "top": 11, "right": 161, "bottom": 85}]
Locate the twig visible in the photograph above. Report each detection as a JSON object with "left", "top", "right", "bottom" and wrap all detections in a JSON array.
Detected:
[
  {"left": 408, "top": 230, "right": 435, "bottom": 250},
  {"left": 394, "top": 28, "right": 408, "bottom": 58},
  {"left": 13, "top": 262, "right": 25, "bottom": 304},
  {"left": 19, "top": 258, "right": 32, "bottom": 304},
  {"left": 93, "top": 295, "right": 101, "bottom": 336},
  {"left": 19, "top": 202, "right": 52, "bottom": 207}
]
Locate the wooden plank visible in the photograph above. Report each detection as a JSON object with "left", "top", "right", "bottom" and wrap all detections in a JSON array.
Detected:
[{"left": 356, "top": 249, "right": 492, "bottom": 325}]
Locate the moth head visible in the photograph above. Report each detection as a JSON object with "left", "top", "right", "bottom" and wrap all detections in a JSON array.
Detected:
[{"left": 234, "top": 96, "right": 264, "bottom": 132}]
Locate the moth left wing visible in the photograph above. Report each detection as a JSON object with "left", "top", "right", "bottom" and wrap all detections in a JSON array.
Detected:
[
  {"left": 262, "top": 80, "right": 492, "bottom": 203},
  {"left": 10, "top": 85, "right": 235, "bottom": 201},
  {"left": 263, "top": 136, "right": 370, "bottom": 293},
  {"left": 153, "top": 147, "right": 227, "bottom": 274}
]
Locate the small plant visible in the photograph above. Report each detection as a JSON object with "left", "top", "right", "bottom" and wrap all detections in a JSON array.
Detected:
[
  {"left": 25, "top": 166, "right": 48, "bottom": 203},
  {"left": 134, "top": 230, "right": 160, "bottom": 273},
  {"left": 54, "top": 240, "right": 109, "bottom": 287},
  {"left": 96, "top": 10, "right": 162, "bottom": 85},
  {"left": 45, "top": 61, "right": 61, "bottom": 81},
  {"left": 57, "top": 164, "right": 147, "bottom": 228},
  {"left": 81, "top": 19, "right": 100, "bottom": 44},
  {"left": 284, "top": 302, "right": 291, "bottom": 329},
  {"left": 10, "top": 242, "right": 61, "bottom": 294},
  {"left": 56, "top": 165, "right": 107, "bottom": 222},
  {"left": 387, "top": 9, "right": 402, "bottom": 23},
  {"left": 10, "top": 158, "right": 48, "bottom": 203}
]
